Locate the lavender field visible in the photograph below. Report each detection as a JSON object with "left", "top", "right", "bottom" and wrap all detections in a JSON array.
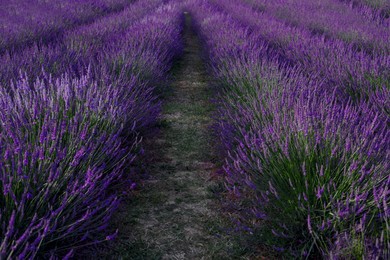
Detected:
[{"left": 0, "top": 0, "right": 389, "bottom": 259}]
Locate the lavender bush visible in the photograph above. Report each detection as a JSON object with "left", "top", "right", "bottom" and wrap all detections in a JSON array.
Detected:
[
  {"left": 0, "top": 0, "right": 184, "bottom": 257},
  {"left": 0, "top": 74, "right": 131, "bottom": 258},
  {"left": 187, "top": 0, "right": 389, "bottom": 257}
]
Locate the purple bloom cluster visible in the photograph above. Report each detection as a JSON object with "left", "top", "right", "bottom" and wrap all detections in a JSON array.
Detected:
[
  {"left": 0, "top": 0, "right": 183, "bottom": 258},
  {"left": 187, "top": 0, "right": 389, "bottom": 258}
]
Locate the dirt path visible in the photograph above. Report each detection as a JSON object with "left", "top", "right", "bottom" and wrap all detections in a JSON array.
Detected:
[{"left": 88, "top": 14, "right": 235, "bottom": 259}]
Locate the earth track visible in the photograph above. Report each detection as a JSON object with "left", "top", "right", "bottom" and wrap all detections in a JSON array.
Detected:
[{"left": 85, "top": 13, "right": 235, "bottom": 259}]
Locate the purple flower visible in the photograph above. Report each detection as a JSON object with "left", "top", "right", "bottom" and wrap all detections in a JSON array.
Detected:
[{"left": 105, "top": 229, "right": 119, "bottom": 241}]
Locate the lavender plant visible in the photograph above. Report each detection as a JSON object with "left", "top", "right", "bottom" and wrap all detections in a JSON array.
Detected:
[
  {"left": 188, "top": 0, "right": 390, "bottom": 257},
  {"left": 0, "top": 74, "right": 132, "bottom": 258},
  {"left": 0, "top": 0, "right": 184, "bottom": 257}
]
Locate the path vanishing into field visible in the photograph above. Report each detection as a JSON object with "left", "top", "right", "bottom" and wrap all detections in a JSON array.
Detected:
[{"left": 85, "top": 13, "right": 238, "bottom": 259}]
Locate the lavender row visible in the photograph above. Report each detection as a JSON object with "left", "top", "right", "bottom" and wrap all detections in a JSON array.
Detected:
[
  {"left": 187, "top": 0, "right": 389, "bottom": 258},
  {"left": 0, "top": 0, "right": 131, "bottom": 55},
  {"left": 210, "top": 0, "right": 390, "bottom": 118},
  {"left": 337, "top": 0, "right": 390, "bottom": 24},
  {"left": 0, "top": 1, "right": 184, "bottom": 258},
  {"left": 0, "top": 0, "right": 165, "bottom": 88},
  {"left": 245, "top": 0, "right": 390, "bottom": 53}
]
